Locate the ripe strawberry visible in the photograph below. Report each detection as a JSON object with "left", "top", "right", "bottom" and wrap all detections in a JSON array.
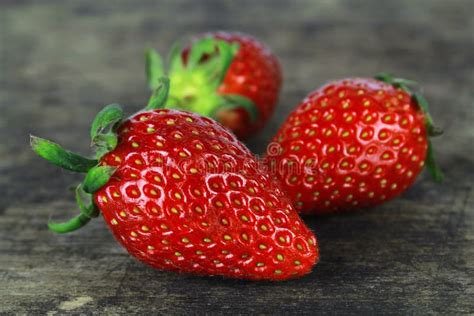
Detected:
[
  {"left": 145, "top": 31, "right": 282, "bottom": 139},
  {"left": 31, "top": 78, "right": 318, "bottom": 280},
  {"left": 265, "top": 74, "right": 443, "bottom": 215}
]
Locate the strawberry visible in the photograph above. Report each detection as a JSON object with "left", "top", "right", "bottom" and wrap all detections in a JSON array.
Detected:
[
  {"left": 265, "top": 74, "right": 443, "bottom": 215},
  {"left": 145, "top": 31, "right": 282, "bottom": 139},
  {"left": 31, "top": 78, "right": 318, "bottom": 280}
]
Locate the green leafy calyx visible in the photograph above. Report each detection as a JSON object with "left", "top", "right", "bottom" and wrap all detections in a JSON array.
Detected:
[
  {"left": 145, "top": 37, "right": 259, "bottom": 122},
  {"left": 31, "top": 78, "right": 173, "bottom": 233},
  {"left": 374, "top": 72, "right": 443, "bottom": 182},
  {"left": 31, "top": 104, "right": 124, "bottom": 233}
]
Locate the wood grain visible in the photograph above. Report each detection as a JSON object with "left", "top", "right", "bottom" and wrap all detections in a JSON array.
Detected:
[{"left": 0, "top": 0, "right": 473, "bottom": 314}]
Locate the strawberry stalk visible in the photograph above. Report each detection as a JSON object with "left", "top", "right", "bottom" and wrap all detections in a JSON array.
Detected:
[
  {"left": 374, "top": 73, "right": 444, "bottom": 182},
  {"left": 145, "top": 38, "right": 259, "bottom": 122},
  {"left": 30, "top": 78, "right": 170, "bottom": 232}
]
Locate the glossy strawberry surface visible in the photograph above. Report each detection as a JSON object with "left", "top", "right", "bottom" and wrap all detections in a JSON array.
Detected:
[
  {"left": 265, "top": 78, "right": 429, "bottom": 214},
  {"left": 193, "top": 32, "right": 282, "bottom": 138},
  {"left": 95, "top": 109, "right": 318, "bottom": 280}
]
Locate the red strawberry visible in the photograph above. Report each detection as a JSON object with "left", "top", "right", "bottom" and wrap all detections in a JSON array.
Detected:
[
  {"left": 31, "top": 79, "right": 318, "bottom": 280},
  {"left": 145, "top": 31, "right": 282, "bottom": 139},
  {"left": 265, "top": 74, "right": 443, "bottom": 215}
]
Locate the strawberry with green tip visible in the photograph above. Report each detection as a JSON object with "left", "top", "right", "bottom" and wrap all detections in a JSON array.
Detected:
[
  {"left": 145, "top": 32, "right": 282, "bottom": 139},
  {"left": 31, "top": 78, "right": 318, "bottom": 280},
  {"left": 265, "top": 74, "right": 443, "bottom": 214}
]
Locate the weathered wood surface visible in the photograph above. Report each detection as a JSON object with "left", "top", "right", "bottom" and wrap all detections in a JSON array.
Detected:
[{"left": 1, "top": 0, "right": 473, "bottom": 314}]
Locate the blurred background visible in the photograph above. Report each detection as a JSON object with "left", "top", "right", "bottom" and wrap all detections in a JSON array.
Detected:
[{"left": 1, "top": 0, "right": 473, "bottom": 314}]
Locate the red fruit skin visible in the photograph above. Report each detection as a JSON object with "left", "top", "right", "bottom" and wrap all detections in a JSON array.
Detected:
[
  {"left": 192, "top": 32, "right": 282, "bottom": 139},
  {"left": 95, "top": 109, "right": 318, "bottom": 280},
  {"left": 265, "top": 78, "right": 429, "bottom": 214}
]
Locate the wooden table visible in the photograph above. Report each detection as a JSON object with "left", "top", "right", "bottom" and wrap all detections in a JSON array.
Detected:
[{"left": 1, "top": 0, "right": 472, "bottom": 314}]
